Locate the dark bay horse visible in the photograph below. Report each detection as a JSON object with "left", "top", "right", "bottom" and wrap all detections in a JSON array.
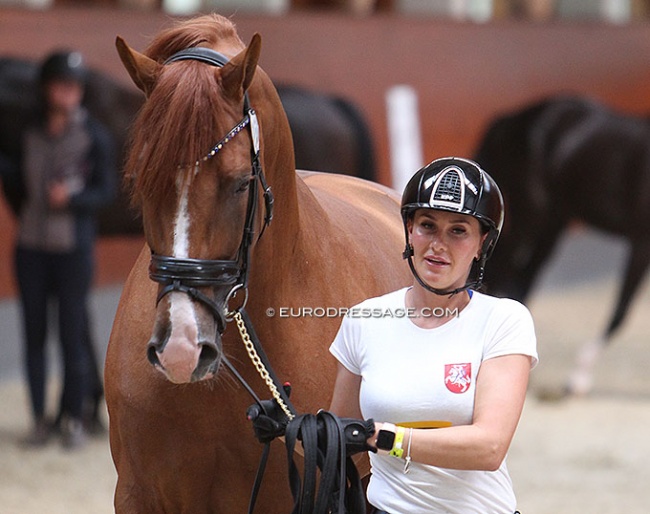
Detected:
[
  {"left": 105, "top": 14, "right": 409, "bottom": 513},
  {"left": 276, "top": 84, "right": 376, "bottom": 182},
  {"left": 474, "top": 95, "right": 650, "bottom": 395},
  {"left": 0, "top": 58, "right": 376, "bottom": 236}
]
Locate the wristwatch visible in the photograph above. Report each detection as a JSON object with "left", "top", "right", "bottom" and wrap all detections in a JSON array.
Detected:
[{"left": 375, "top": 422, "right": 396, "bottom": 451}]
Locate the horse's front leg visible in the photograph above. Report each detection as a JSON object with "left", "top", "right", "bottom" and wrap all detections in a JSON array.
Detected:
[{"left": 566, "top": 239, "right": 650, "bottom": 395}]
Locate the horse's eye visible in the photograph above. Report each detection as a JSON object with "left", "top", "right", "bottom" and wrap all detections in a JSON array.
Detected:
[{"left": 235, "top": 178, "right": 252, "bottom": 194}]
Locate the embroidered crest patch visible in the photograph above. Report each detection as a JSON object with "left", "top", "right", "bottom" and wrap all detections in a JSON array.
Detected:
[{"left": 444, "top": 363, "right": 472, "bottom": 393}]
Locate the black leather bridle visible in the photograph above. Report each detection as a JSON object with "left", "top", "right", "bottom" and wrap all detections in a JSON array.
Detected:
[
  {"left": 141, "top": 47, "right": 369, "bottom": 514},
  {"left": 148, "top": 47, "right": 274, "bottom": 332}
]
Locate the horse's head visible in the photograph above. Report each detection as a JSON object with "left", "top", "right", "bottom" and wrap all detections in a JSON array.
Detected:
[{"left": 116, "top": 17, "right": 273, "bottom": 384}]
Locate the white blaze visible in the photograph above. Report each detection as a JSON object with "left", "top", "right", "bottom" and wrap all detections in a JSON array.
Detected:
[
  {"left": 160, "top": 168, "right": 201, "bottom": 384},
  {"left": 173, "top": 169, "right": 193, "bottom": 258}
]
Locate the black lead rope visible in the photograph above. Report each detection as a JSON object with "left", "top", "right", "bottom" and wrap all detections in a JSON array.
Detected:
[
  {"left": 221, "top": 354, "right": 271, "bottom": 514},
  {"left": 227, "top": 310, "right": 370, "bottom": 514},
  {"left": 284, "top": 411, "right": 368, "bottom": 514},
  {"left": 222, "top": 308, "right": 294, "bottom": 514},
  {"left": 237, "top": 309, "right": 295, "bottom": 414}
]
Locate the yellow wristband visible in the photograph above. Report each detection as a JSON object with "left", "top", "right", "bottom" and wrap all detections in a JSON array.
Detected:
[{"left": 389, "top": 426, "right": 406, "bottom": 458}]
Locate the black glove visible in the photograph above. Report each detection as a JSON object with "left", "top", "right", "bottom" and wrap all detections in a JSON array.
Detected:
[
  {"left": 246, "top": 385, "right": 292, "bottom": 444},
  {"left": 299, "top": 411, "right": 376, "bottom": 456},
  {"left": 338, "top": 417, "right": 377, "bottom": 456}
]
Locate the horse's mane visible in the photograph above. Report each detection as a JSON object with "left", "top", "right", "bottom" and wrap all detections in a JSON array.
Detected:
[{"left": 125, "top": 14, "right": 246, "bottom": 207}]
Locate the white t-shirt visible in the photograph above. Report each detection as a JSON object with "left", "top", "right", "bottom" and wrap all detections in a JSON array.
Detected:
[{"left": 329, "top": 287, "right": 538, "bottom": 514}]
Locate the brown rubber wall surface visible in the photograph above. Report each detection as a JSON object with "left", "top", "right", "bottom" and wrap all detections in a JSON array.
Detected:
[{"left": 2, "top": 7, "right": 650, "bottom": 296}]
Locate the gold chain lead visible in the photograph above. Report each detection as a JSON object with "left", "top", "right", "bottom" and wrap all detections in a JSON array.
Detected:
[{"left": 234, "top": 311, "right": 295, "bottom": 420}]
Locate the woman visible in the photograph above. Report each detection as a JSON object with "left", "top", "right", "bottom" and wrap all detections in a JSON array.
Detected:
[
  {"left": 329, "top": 157, "right": 537, "bottom": 513},
  {"left": 9, "top": 50, "right": 115, "bottom": 449}
]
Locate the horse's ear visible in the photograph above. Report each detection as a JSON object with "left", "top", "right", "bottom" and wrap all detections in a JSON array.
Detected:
[
  {"left": 115, "top": 36, "right": 162, "bottom": 97},
  {"left": 220, "top": 33, "right": 261, "bottom": 100}
]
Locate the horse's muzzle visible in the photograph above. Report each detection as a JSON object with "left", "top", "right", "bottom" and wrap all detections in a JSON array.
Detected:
[{"left": 147, "top": 334, "right": 222, "bottom": 384}]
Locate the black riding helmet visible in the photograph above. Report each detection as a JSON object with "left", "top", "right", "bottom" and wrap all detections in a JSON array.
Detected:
[
  {"left": 39, "top": 50, "right": 87, "bottom": 86},
  {"left": 401, "top": 156, "right": 504, "bottom": 296}
]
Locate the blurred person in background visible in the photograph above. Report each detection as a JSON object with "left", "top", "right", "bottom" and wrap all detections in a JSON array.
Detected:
[{"left": 0, "top": 49, "right": 115, "bottom": 449}]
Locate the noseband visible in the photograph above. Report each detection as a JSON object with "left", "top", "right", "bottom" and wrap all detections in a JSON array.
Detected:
[{"left": 148, "top": 47, "right": 274, "bottom": 332}]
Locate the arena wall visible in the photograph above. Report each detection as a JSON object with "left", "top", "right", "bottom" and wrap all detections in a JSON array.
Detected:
[{"left": 2, "top": 7, "right": 650, "bottom": 297}]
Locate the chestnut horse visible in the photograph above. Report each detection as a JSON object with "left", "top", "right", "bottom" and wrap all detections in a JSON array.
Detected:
[{"left": 105, "top": 14, "right": 410, "bottom": 513}]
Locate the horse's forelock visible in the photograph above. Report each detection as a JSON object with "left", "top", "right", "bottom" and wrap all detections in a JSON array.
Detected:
[
  {"left": 126, "top": 63, "right": 231, "bottom": 208},
  {"left": 125, "top": 14, "right": 245, "bottom": 209}
]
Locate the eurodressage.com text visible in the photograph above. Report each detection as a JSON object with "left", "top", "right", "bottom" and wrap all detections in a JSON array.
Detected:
[{"left": 265, "top": 307, "right": 460, "bottom": 319}]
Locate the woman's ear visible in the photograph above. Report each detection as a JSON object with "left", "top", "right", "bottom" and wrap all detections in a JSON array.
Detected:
[
  {"left": 402, "top": 217, "right": 415, "bottom": 259},
  {"left": 476, "top": 233, "right": 488, "bottom": 260},
  {"left": 406, "top": 217, "right": 414, "bottom": 237}
]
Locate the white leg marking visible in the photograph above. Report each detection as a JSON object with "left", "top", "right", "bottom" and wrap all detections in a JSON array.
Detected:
[{"left": 567, "top": 337, "right": 604, "bottom": 396}]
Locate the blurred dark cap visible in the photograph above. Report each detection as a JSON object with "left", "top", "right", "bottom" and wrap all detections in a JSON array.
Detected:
[{"left": 39, "top": 50, "right": 87, "bottom": 85}]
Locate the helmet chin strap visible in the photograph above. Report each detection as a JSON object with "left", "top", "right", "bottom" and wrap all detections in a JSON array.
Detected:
[{"left": 402, "top": 244, "right": 486, "bottom": 297}]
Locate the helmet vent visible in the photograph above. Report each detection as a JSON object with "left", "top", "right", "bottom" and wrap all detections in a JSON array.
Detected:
[{"left": 429, "top": 166, "right": 465, "bottom": 211}]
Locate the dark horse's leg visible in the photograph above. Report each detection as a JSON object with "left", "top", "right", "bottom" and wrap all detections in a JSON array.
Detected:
[
  {"left": 604, "top": 239, "right": 650, "bottom": 338},
  {"left": 512, "top": 213, "right": 568, "bottom": 302},
  {"left": 567, "top": 239, "right": 650, "bottom": 395}
]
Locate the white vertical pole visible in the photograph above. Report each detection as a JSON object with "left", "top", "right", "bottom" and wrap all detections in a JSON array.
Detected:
[{"left": 386, "top": 84, "right": 424, "bottom": 193}]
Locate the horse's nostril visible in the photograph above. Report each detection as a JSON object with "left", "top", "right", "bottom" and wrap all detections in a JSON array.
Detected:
[
  {"left": 147, "top": 345, "right": 162, "bottom": 368},
  {"left": 197, "top": 343, "right": 220, "bottom": 370}
]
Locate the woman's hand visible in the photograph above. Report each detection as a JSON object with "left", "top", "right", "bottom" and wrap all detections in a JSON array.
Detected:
[{"left": 48, "top": 181, "right": 70, "bottom": 209}]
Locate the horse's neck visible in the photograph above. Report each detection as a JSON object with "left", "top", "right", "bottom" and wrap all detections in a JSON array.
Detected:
[
  {"left": 250, "top": 77, "right": 305, "bottom": 263},
  {"left": 248, "top": 77, "right": 343, "bottom": 298},
  {"left": 249, "top": 172, "right": 329, "bottom": 284}
]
